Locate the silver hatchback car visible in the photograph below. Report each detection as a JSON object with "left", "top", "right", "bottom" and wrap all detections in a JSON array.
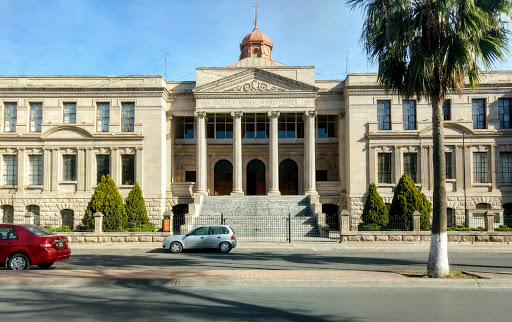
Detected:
[{"left": 162, "top": 225, "right": 237, "bottom": 253}]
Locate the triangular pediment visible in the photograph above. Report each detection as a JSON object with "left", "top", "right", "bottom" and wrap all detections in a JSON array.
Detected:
[{"left": 193, "top": 68, "right": 318, "bottom": 94}]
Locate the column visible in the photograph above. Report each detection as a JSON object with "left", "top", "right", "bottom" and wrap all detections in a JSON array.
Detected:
[
  {"left": 17, "top": 148, "right": 25, "bottom": 191},
  {"left": 304, "top": 110, "right": 317, "bottom": 196},
  {"left": 111, "top": 147, "right": 119, "bottom": 185},
  {"left": 195, "top": 112, "right": 208, "bottom": 196},
  {"left": 136, "top": 147, "right": 143, "bottom": 189},
  {"left": 455, "top": 145, "right": 464, "bottom": 192},
  {"left": 85, "top": 148, "right": 93, "bottom": 191},
  {"left": 77, "top": 148, "right": 85, "bottom": 191},
  {"left": 167, "top": 115, "right": 173, "bottom": 192},
  {"left": 490, "top": 145, "right": 496, "bottom": 191},
  {"left": 394, "top": 146, "right": 402, "bottom": 184},
  {"left": 51, "top": 148, "right": 59, "bottom": 192},
  {"left": 231, "top": 111, "right": 244, "bottom": 197},
  {"left": 268, "top": 111, "right": 280, "bottom": 196},
  {"left": 43, "top": 148, "right": 51, "bottom": 191}
]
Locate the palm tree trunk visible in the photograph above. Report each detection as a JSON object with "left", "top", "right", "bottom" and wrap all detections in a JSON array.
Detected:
[{"left": 427, "top": 96, "right": 449, "bottom": 277}]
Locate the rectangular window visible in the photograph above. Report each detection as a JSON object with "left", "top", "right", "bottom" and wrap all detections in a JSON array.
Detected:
[
  {"left": 316, "top": 170, "right": 328, "bottom": 182},
  {"left": 402, "top": 100, "right": 416, "bottom": 130},
  {"left": 316, "top": 115, "right": 337, "bottom": 138},
  {"left": 377, "top": 100, "right": 391, "bottom": 130},
  {"left": 242, "top": 113, "right": 268, "bottom": 139},
  {"left": 207, "top": 113, "right": 233, "bottom": 139},
  {"left": 175, "top": 116, "right": 195, "bottom": 139},
  {"left": 122, "top": 102, "right": 135, "bottom": 132},
  {"left": 473, "top": 152, "right": 488, "bottom": 183},
  {"left": 63, "top": 102, "right": 76, "bottom": 124},
  {"left": 472, "top": 99, "right": 486, "bottom": 129},
  {"left": 443, "top": 100, "right": 451, "bottom": 121},
  {"left": 500, "top": 152, "right": 512, "bottom": 184},
  {"left": 378, "top": 153, "right": 392, "bottom": 184},
  {"left": 403, "top": 153, "right": 418, "bottom": 182},
  {"left": 499, "top": 98, "right": 512, "bottom": 129},
  {"left": 62, "top": 155, "right": 77, "bottom": 181},
  {"left": 97, "top": 102, "right": 110, "bottom": 132},
  {"left": 30, "top": 103, "right": 42, "bottom": 132},
  {"left": 278, "top": 113, "right": 304, "bottom": 138},
  {"left": 121, "top": 154, "right": 135, "bottom": 185},
  {"left": 185, "top": 171, "right": 196, "bottom": 182},
  {"left": 28, "top": 155, "right": 43, "bottom": 185},
  {"left": 445, "top": 152, "right": 453, "bottom": 179},
  {"left": 4, "top": 103, "right": 17, "bottom": 132},
  {"left": 96, "top": 154, "right": 110, "bottom": 184},
  {"left": 2, "top": 155, "right": 17, "bottom": 185}
]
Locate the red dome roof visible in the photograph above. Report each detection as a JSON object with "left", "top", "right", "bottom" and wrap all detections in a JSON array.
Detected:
[{"left": 241, "top": 26, "right": 272, "bottom": 46}]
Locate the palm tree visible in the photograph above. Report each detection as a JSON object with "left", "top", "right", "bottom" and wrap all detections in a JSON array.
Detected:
[{"left": 348, "top": 0, "right": 511, "bottom": 277}]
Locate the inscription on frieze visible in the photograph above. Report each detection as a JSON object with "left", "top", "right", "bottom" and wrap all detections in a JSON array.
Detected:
[
  {"left": 197, "top": 98, "right": 315, "bottom": 108},
  {"left": 226, "top": 80, "right": 285, "bottom": 92}
]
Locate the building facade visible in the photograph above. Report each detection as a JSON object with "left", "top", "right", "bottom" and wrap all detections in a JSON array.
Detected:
[{"left": 1, "top": 25, "right": 512, "bottom": 229}]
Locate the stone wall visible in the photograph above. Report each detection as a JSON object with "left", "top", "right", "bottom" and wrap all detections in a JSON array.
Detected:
[{"left": 340, "top": 231, "right": 512, "bottom": 243}]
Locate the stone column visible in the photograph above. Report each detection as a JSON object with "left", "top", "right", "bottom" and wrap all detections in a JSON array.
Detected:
[
  {"left": 195, "top": 112, "right": 208, "bottom": 196},
  {"left": 136, "top": 147, "right": 143, "bottom": 188},
  {"left": 231, "top": 111, "right": 244, "bottom": 197},
  {"left": 304, "top": 110, "right": 317, "bottom": 196},
  {"left": 94, "top": 212, "right": 103, "bottom": 235},
  {"left": 394, "top": 146, "right": 402, "bottom": 184},
  {"left": 412, "top": 211, "right": 421, "bottom": 231},
  {"left": 51, "top": 148, "right": 59, "bottom": 192},
  {"left": 43, "top": 148, "right": 51, "bottom": 191},
  {"left": 455, "top": 145, "right": 464, "bottom": 192},
  {"left": 111, "top": 147, "right": 119, "bottom": 185},
  {"left": 17, "top": 148, "right": 25, "bottom": 191},
  {"left": 484, "top": 210, "right": 495, "bottom": 232},
  {"left": 85, "top": 147, "right": 93, "bottom": 191},
  {"left": 24, "top": 212, "right": 34, "bottom": 225},
  {"left": 268, "top": 111, "right": 280, "bottom": 196},
  {"left": 77, "top": 148, "right": 85, "bottom": 191},
  {"left": 490, "top": 145, "right": 496, "bottom": 190}
]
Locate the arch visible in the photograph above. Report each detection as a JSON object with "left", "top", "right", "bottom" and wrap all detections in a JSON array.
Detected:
[
  {"left": 322, "top": 204, "right": 339, "bottom": 230},
  {"left": 214, "top": 160, "right": 233, "bottom": 195},
  {"left": 41, "top": 125, "right": 94, "bottom": 139},
  {"left": 476, "top": 203, "right": 491, "bottom": 209},
  {"left": 1, "top": 205, "right": 14, "bottom": 223},
  {"left": 61, "top": 209, "right": 75, "bottom": 229},
  {"left": 279, "top": 159, "right": 298, "bottom": 195},
  {"left": 419, "top": 123, "right": 475, "bottom": 137},
  {"left": 172, "top": 204, "right": 188, "bottom": 235},
  {"left": 26, "top": 205, "right": 40, "bottom": 226},
  {"left": 247, "top": 159, "right": 266, "bottom": 195}
]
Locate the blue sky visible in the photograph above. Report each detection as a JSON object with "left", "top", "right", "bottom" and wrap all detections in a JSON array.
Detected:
[{"left": 1, "top": 0, "right": 511, "bottom": 81}]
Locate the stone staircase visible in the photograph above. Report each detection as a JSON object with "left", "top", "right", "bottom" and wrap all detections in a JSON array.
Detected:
[{"left": 195, "top": 196, "right": 321, "bottom": 238}]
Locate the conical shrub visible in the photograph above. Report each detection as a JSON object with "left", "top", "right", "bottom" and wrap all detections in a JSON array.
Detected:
[{"left": 362, "top": 183, "right": 388, "bottom": 226}]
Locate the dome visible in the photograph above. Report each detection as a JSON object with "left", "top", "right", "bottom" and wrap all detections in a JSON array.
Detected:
[{"left": 241, "top": 26, "right": 273, "bottom": 46}]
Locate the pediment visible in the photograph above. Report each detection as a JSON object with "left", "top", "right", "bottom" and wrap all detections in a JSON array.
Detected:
[
  {"left": 419, "top": 123, "right": 474, "bottom": 137},
  {"left": 42, "top": 126, "right": 93, "bottom": 139},
  {"left": 193, "top": 68, "right": 318, "bottom": 94}
]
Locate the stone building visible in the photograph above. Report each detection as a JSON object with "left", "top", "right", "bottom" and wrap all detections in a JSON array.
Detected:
[{"left": 1, "top": 24, "right": 512, "bottom": 231}]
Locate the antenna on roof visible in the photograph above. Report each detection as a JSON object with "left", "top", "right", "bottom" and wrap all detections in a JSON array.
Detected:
[
  {"left": 164, "top": 49, "right": 169, "bottom": 79},
  {"left": 345, "top": 49, "right": 348, "bottom": 77},
  {"left": 254, "top": 0, "right": 258, "bottom": 27}
]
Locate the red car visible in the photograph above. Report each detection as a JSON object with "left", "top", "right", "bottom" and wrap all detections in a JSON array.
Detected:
[{"left": 0, "top": 224, "right": 71, "bottom": 270}]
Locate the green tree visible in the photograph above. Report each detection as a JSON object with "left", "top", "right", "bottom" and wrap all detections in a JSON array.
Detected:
[
  {"left": 125, "top": 182, "right": 149, "bottom": 224},
  {"left": 389, "top": 175, "right": 432, "bottom": 230},
  {"left": 81, "top": 174, "right": 127, "bottom": 232},
  {"left": 348, "top": 0, "right": 511, "bottom": 277},
  {"left": 362, "top": 183, "right": 389, "bottom": 227}
]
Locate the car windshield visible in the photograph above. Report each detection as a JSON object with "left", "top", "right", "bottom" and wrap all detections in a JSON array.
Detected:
[{"left": 22, "top": 225, "right": 54, "bottom": 236}]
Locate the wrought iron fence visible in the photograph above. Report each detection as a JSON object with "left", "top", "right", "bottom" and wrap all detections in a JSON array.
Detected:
[{"left": 466, "top": 214, "right": 486, "bottom": 229}]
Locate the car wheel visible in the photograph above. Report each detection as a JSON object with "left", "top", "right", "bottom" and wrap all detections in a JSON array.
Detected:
[
  {"left": 170, "top": 242, "right": 183, "bottom": 253},
  {"left": 219, "top": 242, "right": 232, "bottom": 253},
  {"left": 8, "top": 253, "right": 30, "bottom": 270},
  {"left": 37, "top": 262, "right": 54, "bottom": 269}
]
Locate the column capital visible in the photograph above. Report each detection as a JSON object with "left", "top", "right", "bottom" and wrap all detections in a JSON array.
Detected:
[
  {"left": 17, "top": 147, "right": 26, "bottom": 151},
  {"left": 267, "top": 111, "right": 280, "bottom": 118},
  {"left": 304, "top": 110, "right": 317, "bottom": 117},
  {"left": 231, "top": 111, "right": 243, "bottom": 118},
  {"left": 194, "top": 111, "right": 207, "bottom": 119}
]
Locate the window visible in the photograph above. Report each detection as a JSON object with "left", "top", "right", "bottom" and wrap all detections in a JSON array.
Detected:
[
  {"left": 185, "top": 171, "right": 196, "bottom": 182},
  {"left": 207, "top": 113, "right": 233, "bottom": 139},
  {"left": 378, "top": 153, "right": 392, "bottom": 184},
  {"left": 61, "top": 209, "right": 74, "bottom": 229},
  {"left": 4, "top": 103, "right": 17, "bottom": 132},
  {"left": 63, "top": 102, "right": 76, "bottom": 124},
  {"left": 278, "top": 113, "right": 304, "bottom": 138},
  {"left": 30, "top": 103, "right": 42, "bottom": 132},
  {"left": 445, "top": 152, "right": 453, "bottom": 179},
  {"left": 242, "top": 113, "right": 268, "bottom": 139},
  {"left": 2, "top": 155, "right": 17, "bottom": 185},
  {"left": 316, "top": 170, "right": 328, "bottom": 182},
  {"left": 175, "top": 116, "right": 195, "bottom": 139},
  {"left": 500, "top": 152, "right": 512, "bottom": 184},
  {"left": 97, "top": 102, "right": 110, "bottom": 132},
  {"left": 443, "top": 100, "right": 451, "bottom": 121},
  {"left": 499, "top": 98, "right": 512, "bottom": 129},
  {"left": 121, "top": 154, "right": 135, "bottom": 185},
  {"left": 316, "top": 115, "right": 337, "bottom": 138},
  {"left": 26, "top": 205, "right": 40, "bottom": 226},
  {"left": 472, "top": 99, "right": 486, "bottom": 129},
  {"left": 377, "top": 100, "right": 391, "bottom": 130},
  {"left": 403, "top": 153, "right": 418, "bottom": 182},
  {"left": 447, "top": 208, "right": 455, "bottom": 227},
  {"left": 473, "top": 152, "right": 488, "bottom": 183},
  {"left": 62, "top": 155, "right": 76, "bottom": 181},
  {"left": 96, "top": 154, "right": 110, "bottom": 183},
  {"left": 402, "top": 100, "right": 416, "bottom": 130},
  {"left": 28, "top": 155, "right": 43, "bottom": 185},
  {"left": 122, "top": 102, "right": 135, "bottom": 132}
]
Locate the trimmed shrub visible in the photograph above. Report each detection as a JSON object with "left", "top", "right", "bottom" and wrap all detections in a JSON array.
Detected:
[
  {"left": 389, "top": 174, "right": 432, "bottom": 230},
  {"left": 125, "top": 182, "right": 150, "bottom": 225},
  {"left": 80, "top": 174, "right": 127, "bottom": 232},
  {"left": 362, "top": 183, "right": 388, "bottom": 226},
  {"left": 496, "top": 225, "right": 512, "bottom": 231}
]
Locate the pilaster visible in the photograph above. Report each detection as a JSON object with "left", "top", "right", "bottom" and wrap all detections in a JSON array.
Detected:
[
  {"left": 195, "top": 111, "right": 208, "bottom": 196},
  {"left": 304, "top": 110, "right": 317, "bottom": 196},
  {"left": 231, "top": 111, "right": 244, "bottom": 197},
  {"left": 268, "top": 111, "right": 280, "bottom": 196}
]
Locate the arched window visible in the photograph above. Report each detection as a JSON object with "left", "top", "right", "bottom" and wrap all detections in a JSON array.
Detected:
[
  {"left": 1, "top": 205, "right": 14, "bottom": 223},
  {"left": 61, "top": 209, "right": 74, "bottom": 229},
  {"left": 26, "top": 205, "right": 40, "bottom": 226}
]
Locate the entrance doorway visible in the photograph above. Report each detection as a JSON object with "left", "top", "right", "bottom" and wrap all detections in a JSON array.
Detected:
[
  {"left": 214, "top": 160, "right": 233, "bottom": 195},
  {"left": 279, "top": 159, "right": 298, "bottom": 195},
  {"left": 172, "top": 204, "right": 188, "bottom": 235},
  {"left": 247, "top": 159, "right": 266, "bottom": 195}
]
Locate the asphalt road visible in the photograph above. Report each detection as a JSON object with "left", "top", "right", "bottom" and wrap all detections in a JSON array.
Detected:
[
  {"left": 0, "top": 284, "right": 510, "bottom": 321},
  {"left": 43, "top": 247, "right": 512, "bottom": 275}
]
